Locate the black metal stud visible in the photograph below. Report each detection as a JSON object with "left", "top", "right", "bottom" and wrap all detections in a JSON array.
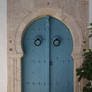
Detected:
[
  {"left": 44, "top": 82, "right": 46, "bottom": 86},
  {"left": 38, "top": 82, "right": 40, "bottom": 85},
  {"left": 38, "top": 60, "right": 40, "bottom": 63},
  {"left": 32, "top": 82, "right": 35, "bottom": 85}
]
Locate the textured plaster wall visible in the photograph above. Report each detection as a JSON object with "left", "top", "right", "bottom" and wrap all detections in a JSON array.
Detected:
[
  {"left": 7, "top": 0, "right": 88, "bottom": 49},
  {"left": 0, "top": 0, "right": 91, "bottom": 92},
  {"left": 7, "top": 0, "right": 88, "bottom": 92}
]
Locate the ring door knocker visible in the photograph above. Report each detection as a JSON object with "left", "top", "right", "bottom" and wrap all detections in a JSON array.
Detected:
[
  {"left": 53, "top": 37, "right": 61, "bottom": 47},
  {"left": 34, "top": 37, "right": 42, "bottom": 46}
]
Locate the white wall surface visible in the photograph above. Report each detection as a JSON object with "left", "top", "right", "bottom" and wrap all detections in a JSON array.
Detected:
[
  {"left": 0, "top": 0, "right": 91, "bottom": 92},
  {"left": 89, "top": 0, "right": 92, "bottom": 23},
  {"left": 89, "top": 0, "right": 92, "bottom": 50},
  {"left": 0, "top": 0, "right": 7, "bottom": 92}
]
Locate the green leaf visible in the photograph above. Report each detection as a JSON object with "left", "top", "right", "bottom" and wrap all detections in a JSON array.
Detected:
[{"left": 76, "top": 49, "right": 92, "bottom": 92}]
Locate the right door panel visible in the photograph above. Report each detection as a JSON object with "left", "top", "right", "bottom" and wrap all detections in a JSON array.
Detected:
[{"left": 50, "top": 17, "right": 73, "bottom": 92}]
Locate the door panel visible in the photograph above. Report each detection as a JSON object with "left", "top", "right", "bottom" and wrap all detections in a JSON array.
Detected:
[
  {"left": 22, "top": 16, "right": 73, "bottom": 92},
  {"left": 50, "top": 17, "right": 73, "bottom": 92},
  {"left": 22, "top": 16, "right": 50, "bottom": 92}
]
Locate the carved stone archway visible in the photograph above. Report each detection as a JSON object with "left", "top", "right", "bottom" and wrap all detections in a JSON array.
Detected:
[{"left": 14, "top": 8, "right": 85, "bottom": 92}]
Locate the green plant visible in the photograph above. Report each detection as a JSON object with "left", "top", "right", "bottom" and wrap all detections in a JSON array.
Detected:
[{"left": 76, "top": 49, "right": 92, "bottom": 92}]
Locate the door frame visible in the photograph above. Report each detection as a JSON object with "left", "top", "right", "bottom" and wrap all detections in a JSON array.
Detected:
[{"left": 8, "top": 8, "right": 86, "bottom": 92}]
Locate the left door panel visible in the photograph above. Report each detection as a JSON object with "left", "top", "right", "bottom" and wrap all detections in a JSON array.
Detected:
[{"left": 22, "top": 16, "right": 50, "bottom": 92}]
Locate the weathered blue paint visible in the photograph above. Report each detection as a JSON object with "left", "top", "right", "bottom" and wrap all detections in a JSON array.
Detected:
[
  {"left": 50, "top": 17, "right": 73, "bottom": 92},
  {"left": 22, "top": 16, "right": 73, "bottom": 92}
]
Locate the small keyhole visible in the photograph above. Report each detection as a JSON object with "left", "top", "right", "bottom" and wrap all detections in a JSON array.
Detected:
[{"left": 49, "top": 61, "right": 53, "bottom": 66}]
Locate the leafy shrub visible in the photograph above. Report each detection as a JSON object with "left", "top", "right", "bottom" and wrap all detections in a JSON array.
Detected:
[{"left": 76, "top": 49, "right": 92, "bottom": 92}]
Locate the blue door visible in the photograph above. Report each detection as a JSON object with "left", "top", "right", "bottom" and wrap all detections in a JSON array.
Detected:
[{"left": 22, "top": 16, "right": 73, "bottom": 92}]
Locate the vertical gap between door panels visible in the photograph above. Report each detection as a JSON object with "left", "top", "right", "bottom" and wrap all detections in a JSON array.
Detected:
[{"left": 48, "top": 16, "right": 51, "bottom": 92}]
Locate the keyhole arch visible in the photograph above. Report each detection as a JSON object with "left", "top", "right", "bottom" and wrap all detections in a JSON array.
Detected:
[
  {"left": 21, "top": 15, "right": 73, "bottom": 56},
  {"left": 21, "top": 15, "right": 74, "bottom": 92},
  {"left": 17, "top": 12, "right": 83, "bottom": 58},
  {"left": 15, "top": 8, "right": 84, "bottom": 92}
]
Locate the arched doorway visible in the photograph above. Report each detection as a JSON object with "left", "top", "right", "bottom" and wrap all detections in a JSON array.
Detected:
[{"left": 22, "top": 16, "right": 73, "bottom": 92}]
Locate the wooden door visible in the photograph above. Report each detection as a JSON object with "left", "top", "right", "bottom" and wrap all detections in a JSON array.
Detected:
[{"left": 22, "top": 16, "right": 73, "bottom": 92}]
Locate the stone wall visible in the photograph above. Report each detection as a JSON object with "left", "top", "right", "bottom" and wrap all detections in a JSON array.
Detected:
[{"left": 7, "top": 0, "right": 88, "bottom": 92}]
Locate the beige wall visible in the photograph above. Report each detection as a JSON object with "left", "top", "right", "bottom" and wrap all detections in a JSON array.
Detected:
[
  {"left": 8, "top": 0, "right": 88, "bottom": 31},
  {"left": 7, "top": 0, "right": 88, "bottom": 92},
  {"left": 0, "top": 0, "right": 7, "bottom": 92},
  {"left": 7, "top": 0, "right": 88, "bottom": 48},
  {"left": 0, "top": 0, "right": 91, "bottom": 92}
]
